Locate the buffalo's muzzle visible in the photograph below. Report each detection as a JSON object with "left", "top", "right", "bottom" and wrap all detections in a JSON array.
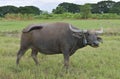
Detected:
[{"left": 91, "top": 41, "right": 99, "bottom": 47}]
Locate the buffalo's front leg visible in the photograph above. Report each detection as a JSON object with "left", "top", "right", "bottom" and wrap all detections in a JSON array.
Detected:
[{"left": 63, "top": 52, "right": 70, "bottom": 69}]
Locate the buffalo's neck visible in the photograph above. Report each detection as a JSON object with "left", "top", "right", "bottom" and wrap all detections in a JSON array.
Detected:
[
  {"left": 69, "top": 39, "right": 86, "bottom": 56},
  {"left": 77, "top": 38, "right": 87, "bottom": 48}
]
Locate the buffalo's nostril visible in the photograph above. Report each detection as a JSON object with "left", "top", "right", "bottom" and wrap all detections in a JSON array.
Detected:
[{"left": 93, "top": 41, "right": 99, "bottom": 46}]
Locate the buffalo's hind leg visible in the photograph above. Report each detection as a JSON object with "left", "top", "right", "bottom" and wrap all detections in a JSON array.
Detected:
[
  {"left": 31, "top": 48, "right": 39, "bottom": 65},
  {"left": 16, "top": 47, "right": 29, "bottom": 65}
]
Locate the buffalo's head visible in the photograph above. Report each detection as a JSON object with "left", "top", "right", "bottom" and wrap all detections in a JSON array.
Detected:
[
  {"left": 69, "top": 25, "right": 103, "bottom": 48},
  {"left": 84, "top": 31, "right": 103, "bottom": 47}
]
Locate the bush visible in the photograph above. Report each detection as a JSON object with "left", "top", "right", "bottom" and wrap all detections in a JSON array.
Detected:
[
  {"left": 73, "top": 13, "right": 82, "bottom": 19},
  {"left": 61, "top": 13, "right": 73, "bottom": 19},
  {"left": 35, "top": 14, "right": 53, "bottom": 19}
]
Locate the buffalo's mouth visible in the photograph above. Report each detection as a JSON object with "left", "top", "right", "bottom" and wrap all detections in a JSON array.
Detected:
[
  {"left": 92, "top": 45, "right": 99, "bottom": 48},
  {"left": 90, "top": 43, "right": 99, "bottom": 48}
]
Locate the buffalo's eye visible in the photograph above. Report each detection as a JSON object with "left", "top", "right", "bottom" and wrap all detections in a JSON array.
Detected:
[
  {"left": 97, "top": 37, "right": 101, "bottom": 40},
  {"left": 85, "top": 32, "right": 90, "bottom": 36}
]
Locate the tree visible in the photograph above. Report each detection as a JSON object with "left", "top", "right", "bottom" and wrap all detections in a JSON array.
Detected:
[
  {"left": 18, "top": 6, "right": 41, "bottom": 15},
  {"left": 92, "top": 1, "right": 115, "bottom": 13},
  {"left": 0, "top": 5, "right": 41, "bottom": 17},
  {"left": 91, "top": 4, "right": 99, "bottom": 13},
  {"left": 80, "top": 4, "right": 91, "bottom": 19},
  {"left": 52, "top": 6, "right": 66, "bottom": 14},
  {"left": 0, "top": 6, "right": 18, "bottom": 17},
  {"left": 52, "top": 2, "right": 81, "bottom": 14},
  {"left": 109, "top": 2, "right": 120, "bottom": 14}
]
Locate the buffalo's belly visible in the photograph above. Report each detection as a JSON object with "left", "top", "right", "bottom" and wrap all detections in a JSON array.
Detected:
[
  {"left": 39, "top": 49, "right": 62, "bottom": 55},
  {"left": 34, "top": 41, "right": 61, "bottom": 54},
  {"left": 38, "top": 46, "right": 61, "bottom": 54}
]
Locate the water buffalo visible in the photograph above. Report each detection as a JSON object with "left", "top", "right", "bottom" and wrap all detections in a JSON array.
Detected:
[{"left": 16, "top": 22, "right": 103, "bottom": 68}]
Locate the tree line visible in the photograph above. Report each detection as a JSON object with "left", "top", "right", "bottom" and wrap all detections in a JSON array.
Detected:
[
  {"left": 0, "top": 0, "right": 120, "bottom": 17},
  {"left": 53, "top": 1, "right": 120, "bottom": 14},
  {"left": 0, "top": 6, "right": 42, "bottom": 17}
]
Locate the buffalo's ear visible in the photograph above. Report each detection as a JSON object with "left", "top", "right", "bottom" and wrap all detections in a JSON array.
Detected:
[
  {"left": 83, "top": 31, "right": 90, "bottom": 37},
  {"left": 72, "top": 33, "right": 82, "bottom": 39},
  {"left": 23, "top": 25, "right": 43, "bottom": 33},
  {"left": 97, "top": 37, "right": 103, "bottom": 43}
]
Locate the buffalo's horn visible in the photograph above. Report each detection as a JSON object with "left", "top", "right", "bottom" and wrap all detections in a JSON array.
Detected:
[
  {"left": 95, "top": 27, "right": 103, "bottom": 34},
  {"left": 82, "top": 30, "right": 87, "bottom": 33},
  {"left": 69, "top": 24, "right": 81, "bottom": 32}
]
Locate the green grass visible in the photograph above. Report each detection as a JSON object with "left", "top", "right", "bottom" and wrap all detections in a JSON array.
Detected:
[
  {"left": 0, "top": 19, "right": 120, "bottom": 31},
  {"left": 0, "top": 19, "right": 120, "bottom": 79}
]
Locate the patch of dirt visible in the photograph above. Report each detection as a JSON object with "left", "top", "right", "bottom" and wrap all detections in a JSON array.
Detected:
[
  {"left": 0, "top": 31, "right": 21, "bottom": 37},
  {"left": 103, "top": 32, "right": 120, "bottom": 36}
]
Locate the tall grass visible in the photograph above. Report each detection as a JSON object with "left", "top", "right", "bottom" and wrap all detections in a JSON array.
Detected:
[
  {"left": 1, "top": 13, "right": 120, "bottom": 20},
  {"left": 34, "top": 13, "right": 120, "bottom": 19},
  {"left": 4, "top": 13, "right": 34, "bottom": 20},
  {"left": 91, "top": 13, "right": 120, "bottom": 19}
]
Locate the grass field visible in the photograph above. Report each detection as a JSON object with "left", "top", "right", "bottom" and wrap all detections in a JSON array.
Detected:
[{"left": 0, "top": 19, "right": 120, "bottom": 79}]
